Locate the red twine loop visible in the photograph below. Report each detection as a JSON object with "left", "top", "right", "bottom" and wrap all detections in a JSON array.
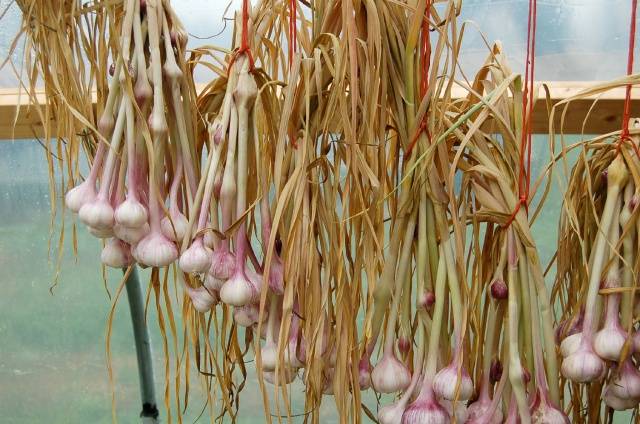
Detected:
[
  {"left": 288, "top": 0, "right": 298, "bottom": 149},
  {"left": 406, "top": 1, "right": 433, "bottom": 157},
  {"left": 406, "top": 121, "right": 429, "bottom": 157},
  {"left": 505, "top": 0, "right": 537, "bottom": 228},
  {"left": 228, "top": 0, "right": 255, "bottom": 73},
  {"left": 504, "top": 195, "right": 529, "bottom": 228},
  {"left": 419, "top": 4, "right": 432, "bottom": 100},
  {"left": 618, "top": 0, "right": 638, "bottom": 153},
  {"left": 289, "top": 0, "right": 297, "bottom": 68}
]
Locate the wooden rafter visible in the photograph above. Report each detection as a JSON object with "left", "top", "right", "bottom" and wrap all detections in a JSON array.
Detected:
[{"left": 0, "top": 82, "right": 638, "bottom": 139}]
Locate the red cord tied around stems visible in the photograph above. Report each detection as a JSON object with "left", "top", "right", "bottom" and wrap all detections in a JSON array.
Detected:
[
  {"left": 229, "top": 0, "right": 255, "bottom": 73},
  {"left": 504, "top": 0, "right": 537, "bottom": 229},
  {"left": 289, "top": 0, "right": 299, "bottom": 149},
  {"left": 289, "top": 0, "right": 297, "bottom": 68},
  {"left": 406, "top": 1, "right": 432, "bottom": 157},
  {"left": 617, "top": 0, "right": 638, "bottom": 154}
]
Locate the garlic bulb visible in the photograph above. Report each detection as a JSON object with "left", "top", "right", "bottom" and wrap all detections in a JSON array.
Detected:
[
  {"left": 79, "top": 197, "right": 114, "bottom": 230},
  {"left": 402, "top": 389, "right": 450, "bottom": 424},
  {"left": 65, "top": 180, "right": 97, "bottom": 213},
  {"left": 322, "top": 367, "right": 335, "bottom": 395},
  {"left": 148, "top": 104, "right": 168, "bottom": 137},
  {"left": 439, "top": 399, "right": 468, "bottom": 423},
  {"left": 233, "top": 304, "right": 262, "bottom": 327},
  {"left": 418, "top": 291, "right": 436, "bottom": 310},
  {"left": 559, "top": 332, "right": 582, "bottom": 357},
  {"left": 555, "top": 313, "right": 583, "bottom": 347},
  {"left": 560, "top": 345, "right": 605, "bottom": 383},
  {"left": 466, "top": 399, "right": 502, "bottom": 423},
  {"left": 219, "top": 270, "right": 258, "bottom": 307},
  {"left": 530, "top": 404, "right": 569, "bottom": 423},
  {"left": 210, "top": 115, "right": 223, "bottom": 144},
  {"left": 607, "top": 360, "right": 640, "bottom": 400},
  {"left": 135, "top": 231, "right": 178, "bottom": 267},
  {"left": 185, "top": 285, "right": 217, "bottom": 313},
  {"left": 371, "top": 352, "right": 411, "bottom": 393},
  {"left": 530, "top": 390, "right": 569, "bottom": 423},
  {"left": 88, "top": 225, "right": 115, "bottom": 239},
  {"left": 266, "top": 256, "right": 285, "bottom": 295},
  {"left": 260, "top": 342, "right": 278, "bottom": 372},
  {"left": 378, "top": 400, "right": 408, "bottom": 424},
  {"left": 325, "top": 346, "right": 338, "bottom": 368},
  {"left": 594, "top": 322, "right": 626, "bottom": 361},
  {"left": 163, "top": 60, "right": 183, "bottom": 81},
  {"left": 263, "top": 369, "right": 296, "bottom": 385},
  {"left": 115, "top": 198, "right": 148, "bottom": 228},
  {"left": 209, "top": 249, "right": 236, "bottom": 280},
  {"left": 358, "top": 359, "right": 372, "bottom": 390},
  {"left": 284, "top": 337, "right": 304, "bottom": 369},
  {"left": 204, "top": 272, "right": 225, "bottom": 292},
  {"left": 134, "top": 72, "right": 152, "bottom": 106},
  {"left": 160, "top": 210, "right": 188, "bottom": 242},
  {"left": 97, "top": 110, "right": 115, "bottom": 135},
  {"left": 490, "top": 359, "right": 503, "bottom": 383},
  {"left": 398, "top": 337, "right": 411, "bottom": 355},
  {"left": 101, "top": 238, "right": 133, "bottom": 268},
  {"left": 203, "top": 230, "right": 216, "bottom": 249},
  {"left": 603, "top": 386, "right": 639, "bottom": 410},
  {"left": 432, "top": 362, "right": 474, "bottom": 401},
  {"left": 489, "top": 278, "right": 508, "bottom": 300},
  {"left": 504, "top": 403, "right": 519, "bottom": 424},
  {"left": 114, "top": 223, "right": 150, "bottom": 245},
  {"left": 179, "top": 238, "right": 212, "bottom": 274}
]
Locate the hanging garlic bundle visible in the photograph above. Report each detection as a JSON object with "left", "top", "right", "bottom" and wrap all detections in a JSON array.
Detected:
[
  {"left": 549, "top": 2, "right": 640, "bottom": 417},
  {"left": 365, "top": 23, "right": 567, "bottom": 422},
  {"left": 448, "top": 46, "right": 566, "bottom": 423},
  {"left": 553, "top": 110, "right": 640, "bottom": 419},
  {"left": 63, "top": 0, "right": 199, "bottom": 272}
]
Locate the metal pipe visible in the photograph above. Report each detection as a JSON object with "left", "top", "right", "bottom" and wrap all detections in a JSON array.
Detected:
[{"left": 124, "top": 267, "right": 159, "bottom": 423}]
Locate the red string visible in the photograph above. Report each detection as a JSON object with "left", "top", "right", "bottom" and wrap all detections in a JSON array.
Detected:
[
  {"left": 287, "top": 0, "right": 298, "bottom": 148},
  {"left": 241, "top": 0, "right": 250, "bottom": 51},
  {"left": 419, "top": 6, "right": 431, "bottom": 99},
  {"left": 406, "top": 2, "right": 432, "bottom": 157},
  {"left": 525, "top": 0, "right": 536, "bottom": 202},
  {"left": 406, "top": 121, "right": 428, "bottom": 157},
  {"left": 289, "top": 0, "right": 297, "bottom": 67},
  {"left": 504, "top": 0, "right": 537, "bottom": 228},
  {"left": 619, "top": 0, "right": 638, "bottom": 150},
  {"left": 229, "top": 0, "right": 255, "bottom": 72}
]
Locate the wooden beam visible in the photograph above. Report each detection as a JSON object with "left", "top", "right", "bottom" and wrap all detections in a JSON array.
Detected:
[
  {"left": 450, "top": 81, "right": 640, "bottom": 135},
  {"left": 0, "top": 88, "right": 47, "bottom": 139},
  {"left": 0, "top": 82, "right": 638, "bottom": 139},
  {"left": 531, "top": 82, "right": 640, "bottom": 135}
]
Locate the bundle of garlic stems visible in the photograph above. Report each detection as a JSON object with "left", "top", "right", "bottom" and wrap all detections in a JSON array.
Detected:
[
  {"left": 552, "top": 80, "right": 640, "bottom": 420},
  {"left": 17, "top": 0, "right": 640, "bottom": 422},
  {"left": 62, "top": 0, "right": 197, "bottom": 271}
]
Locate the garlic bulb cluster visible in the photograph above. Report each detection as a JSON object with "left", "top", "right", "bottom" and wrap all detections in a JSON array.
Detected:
[
  {"left": 555, "top": 131, "right": 640, "bottom": 415},
  {"left": 65, "top": 0, "right": 193, "bottom": 275},
  {"left": 561, "top": 344, "right": 606, "bottom": 383},
  {"left": 178, "top": 238, "right": 211, "bottom": 274},
  {"left": 466, "top": 399, "right": 503, "bottom": 424},
  {"left": 432, "top": 361, "right": 474, "bottom": 401},
  {"left": 371, "top": 352, "right": 412, "bottom": 394}
]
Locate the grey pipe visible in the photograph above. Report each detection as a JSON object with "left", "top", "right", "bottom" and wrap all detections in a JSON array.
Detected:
[{"left": 124, "top": 267, "right": 159, "bottom": 423}]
